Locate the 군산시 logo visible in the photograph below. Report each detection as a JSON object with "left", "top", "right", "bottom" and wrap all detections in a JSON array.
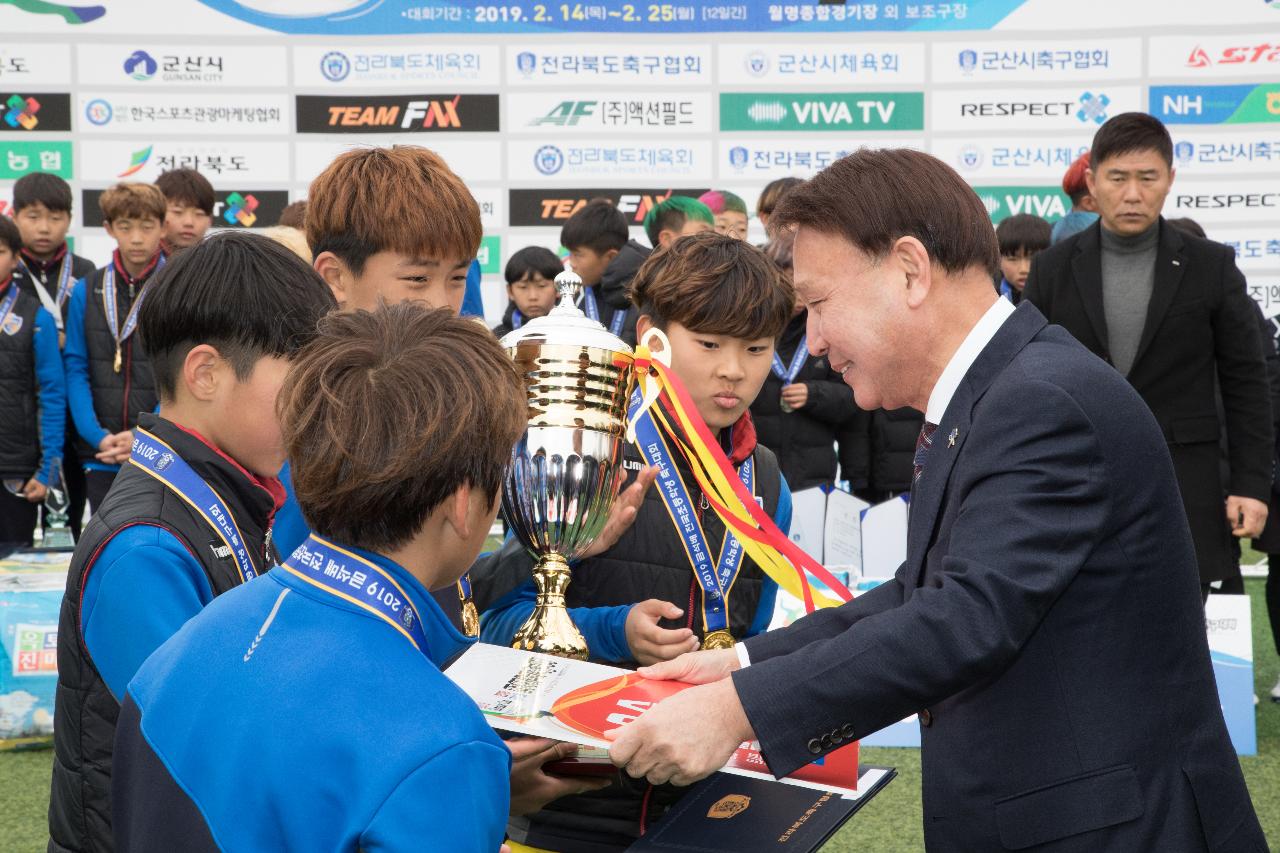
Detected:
[
  {"left": 1077, "top": 91, "right": 1110, "bottom": 125},
  {"left": 223, "top": 192, "right": 259, "bottom": 227},
  {"left": 85, "top": 98, "right": 113, "bottom": 126},
  {"left": 123, "top": 49, "right": 157, "bottom": 81},
  {"left": 534, "top": 145, "right": 564, "bottom": 176},
  {"left": 4, "top": 94, "right": 40, "bottom": 130},
  {"left": 321, "top": 51, "right": 350, "bottom": 82}
]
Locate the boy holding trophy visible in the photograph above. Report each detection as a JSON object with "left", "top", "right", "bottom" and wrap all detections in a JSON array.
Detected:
[{"left": 483, "top": 231, "right": 797, "bottom": 852}]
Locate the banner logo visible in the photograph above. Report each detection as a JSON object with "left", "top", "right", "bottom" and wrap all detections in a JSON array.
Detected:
[
  {"left": 123, "top": 49, "right": 157, "bottom": 81},
  {"left": 708, "top": 795, "right": 752, "bottom": 819},
  {"left": 534, "top": 145, "right": 564, "bottom": 176},
  {"left": 4, "top": 94, "right": 39, "bottom": 129},
  {"left": 295, "top": 94, "right": 499, "bottom": 133},
  {"left": 509, "top": 188, "right": 708, "bottom": 226},
  {"left": 1077, "top": 91, "right": 1111, "bottom": 124},
  {"left": 320, "top": 51, "right": 351, "bottom": 82},
  {"left": 223, "top": 192, "right": 258, "bottom": 227},
  {"left": 720, "top": 92, "right": 923, "bottom": 131},
  {"left": 85, "top": 98, "right": 112, "bottom": 125},
  {"left": 118, "top": 145, "right": 153, "bottom": 178}
]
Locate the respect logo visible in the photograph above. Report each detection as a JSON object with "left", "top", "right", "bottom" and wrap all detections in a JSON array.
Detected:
[
  {"left": 223, "top": 192, "right": 258, "bottom": 227},
  {"left": 4, "top": 94, "right": 39, "bottom": 130}
]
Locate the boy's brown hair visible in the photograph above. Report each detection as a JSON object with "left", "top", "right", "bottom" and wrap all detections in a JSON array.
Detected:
[
  {"left": 154, "top": 168, "right": 215, "bottom": 215},
  {"left": 280, "top": 303, "right": 526, "bottom": 552},
  {"left": 305, "top": 146, "right": 481, "bottom": 275},
  {"left": 629, "top": 231, "right": 792, "bottom": 341},
  {"left": 100, "top": 182, "right": 166, "bottom": 224}
]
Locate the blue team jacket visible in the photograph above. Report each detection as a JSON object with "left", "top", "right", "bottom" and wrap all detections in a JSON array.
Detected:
[{"left": 113, "top": 548, "right": 511, "bottom": 852}]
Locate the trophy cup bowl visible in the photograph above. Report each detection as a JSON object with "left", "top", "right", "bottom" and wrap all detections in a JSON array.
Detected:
[{"left": 500, "top": 270, "right": 635, "bottom": 660}]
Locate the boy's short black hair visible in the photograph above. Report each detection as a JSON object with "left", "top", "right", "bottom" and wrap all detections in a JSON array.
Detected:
[
  {"left": 140, "top": 231, "right": 337, "bottom": 400},
  {"left": 504, "top": 246, "right": 562, "bottom": 285},
  {"left": 996, "top": 214, "right": 1052, "bottom": 257},
  {"left": 0, "top": 216, "right": 22, "bottom": 254},
  {"left": 1090, "top": 112, "right": 1173, "bottom": 170},
  {"left": 560, "top": 199, "right": 629, "bottom": 254},
  {"left": 12, "top": 173, "right": 73, "bottom": 214},
  {"left": 154, "top": 168, "right": 215, "bottom": 215}
]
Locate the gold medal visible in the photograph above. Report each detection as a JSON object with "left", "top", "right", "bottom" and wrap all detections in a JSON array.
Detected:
[
  {"left": 703, "top": 630, "right": 735, "bottom": 650},
  {"left": 458, "top": 581, "right": 480, "bottom": 637},
  {"left": 113, "top": 346, "right": 122, "bottom": 373},
  {"left": 779, "top": 395, "right": 794, "bottom": 414}
]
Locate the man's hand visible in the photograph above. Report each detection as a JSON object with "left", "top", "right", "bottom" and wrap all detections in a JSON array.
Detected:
[
  {"left": 21, "top": 479, "right": 47, "bottom": 503},
  {"left": 625, "top": 600, "right": 699, "bottom": 666},
  {"left": 780, "top": 383, "right": 809, "bottom": 410},
  {"left": 638, "top": 648, "right": 740, "bottom": 685},
  {"left": 606, "top": 677, "right": 754, "bottom": 787},
  {"left": 109, "top": 430, "right": 134, "bottom": 464},
  {"left": 1226, "top": 495, "right": 1268, "bottom": 538},
  {"left": 581, "top": 466, "right": 657, "bottom": 559},
  {"left": 506, "top": 737, "right": 610, "bottom": 816},
  {"left": 95, "top": 434, "right": 118, "bottom": 464}
]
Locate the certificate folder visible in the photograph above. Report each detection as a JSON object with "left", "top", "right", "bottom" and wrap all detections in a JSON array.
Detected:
[{"left": 626, "top": 766, "right": 896, "bottom": 852}]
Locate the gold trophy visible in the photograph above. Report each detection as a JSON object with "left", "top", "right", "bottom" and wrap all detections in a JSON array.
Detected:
[{"left": 499, "top": 270, "right": 636, "bottom": 660}]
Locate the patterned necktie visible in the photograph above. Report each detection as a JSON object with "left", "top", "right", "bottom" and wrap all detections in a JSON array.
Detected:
[{"left": 913, "top": 421, "right": 940, "bottom": 485}]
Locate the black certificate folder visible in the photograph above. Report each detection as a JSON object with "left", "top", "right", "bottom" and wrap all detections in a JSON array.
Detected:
[{"left": 627, "top": 766, "right": 896, "bottom": 853}]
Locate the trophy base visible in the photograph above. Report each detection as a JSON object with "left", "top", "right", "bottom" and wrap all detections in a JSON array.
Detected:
[{"left": 511, "top": 554, "right": 589, "bottom": 661}]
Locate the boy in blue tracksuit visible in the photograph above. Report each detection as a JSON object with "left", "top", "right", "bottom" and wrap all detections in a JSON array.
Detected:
[
  {"left": 0, "top": 216, "right": 65, "bottom": 549},
  {"left": 48, "top": 233, "right": 336, "bottom": 853},
  {"left": 113, "top": 305, "right": 529, "bottom": 852},
  {"left": 483, "top": 232, "right": 796, "bottom": 851}
]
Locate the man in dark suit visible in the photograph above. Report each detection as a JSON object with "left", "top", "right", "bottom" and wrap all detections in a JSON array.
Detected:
[
  {"left": 1024, "top": 113, "right": 1272, "bottom": 592},
  {"left": 605, "top": 148, "right": 1265, "bottom": 852}
]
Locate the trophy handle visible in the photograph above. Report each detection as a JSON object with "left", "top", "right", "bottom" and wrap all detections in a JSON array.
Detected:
[{"left": 511, "top": 554, "right": 589, "bottom": 661}]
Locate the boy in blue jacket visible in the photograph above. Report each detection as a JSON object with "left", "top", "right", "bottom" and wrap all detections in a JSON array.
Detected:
[
  {"left": 113, "top": 304, "right": 529, "bottom": 852},
  {"left": 0, "top": 216, "right": 65, "bottom": 550}
]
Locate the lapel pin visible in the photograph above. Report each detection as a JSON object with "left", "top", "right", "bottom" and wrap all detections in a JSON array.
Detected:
[
  {"left": 1172, "top": 259, "right": 1180, "bottom": 266},
  {"left": 948, "top": 428, "right": 958, "bottom": 448}
]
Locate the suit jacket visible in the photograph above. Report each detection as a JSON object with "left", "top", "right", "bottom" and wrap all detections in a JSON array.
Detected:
[
  {"left": 733, "top": 304, "right": 1265, "bottom": 852},
  {"left": 1023, "top": 219, "right": 1272, "bottom": 582}
]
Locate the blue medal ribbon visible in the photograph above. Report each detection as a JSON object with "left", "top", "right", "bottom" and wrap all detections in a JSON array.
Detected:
[
  {"left": 628, "top": 391, "right": 754, "bottom": 635},
  {"left": 772, "top": 336, "right": 809, "bottom": 384},
  {"left": 512, "top": 308, "right": 524, "bottom": 330},
  {"left": 580, "top": 287, "right": 627, "bottom": 337},
  {"left": 282, "top": 534, "right": 429, "bottom": 655},
  {"left": 103, "top": 254, "right": 165, "bottom": 350},
  {"left": 129, "top": 428, "right": 260, "bottom": 583},
  {"left": 18, "top": 251, "right": 74, "bottom": 320},
  {"left": 0, "top": 282, "right": 19, "bottom": 334}
]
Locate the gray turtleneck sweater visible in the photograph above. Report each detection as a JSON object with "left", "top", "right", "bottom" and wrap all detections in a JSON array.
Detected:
[{"left": 1100, "top": 221, "right": 1160, "bottom": 376}]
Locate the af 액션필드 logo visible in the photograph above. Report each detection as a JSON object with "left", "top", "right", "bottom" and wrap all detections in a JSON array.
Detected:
[
  {"left": 320, "top": 51, "right": 351, "bottom": 82},
  {"left": 531, "top": 101, "right": 596, "bottom": 127},
  {"left": 223, "top": 192, "right": 258, "bottom": 227},
  {"left": 4, "top": 94, "right": 39, "bottom": 130},
  {"left": 123, "top": 49, "right": 157, "bottom": 81},
  {"left": 1077, "top": 92, "right": 1110, "bottom": 125},
  {"left": 534, "top": 145, "right": 564, "bottom": 176}
]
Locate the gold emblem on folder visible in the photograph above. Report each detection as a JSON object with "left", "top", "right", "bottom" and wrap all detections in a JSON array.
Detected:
[{"left": 707, "top": 794, "right": 751, "bottom": 819}]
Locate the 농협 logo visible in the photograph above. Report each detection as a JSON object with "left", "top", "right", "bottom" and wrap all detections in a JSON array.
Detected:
[
  {"left": 707, "top": 794, "right": 751, "bottom": 819},
  {"left": 745, "top": 50, "right": 769, "bottom": 76},
  {"left": 223, "top": 192, "right": 259, "bottom": 227},
  {"left": 320, "top": 51, "right": 350, "bottom": 82},
  {"left": 516, "top": 51, "right": 537, "bottom": 76},
  {"left": 85, "top": 98, "right": 113, "bottom": 126},
  {"left": 4, "top": 94, "right": 40, "bottom": 129},
  {"left": 747, "top": 100, "right": 788, "bottom": 124},
  {"left": 123, "top": 49, "right": 157, "bottom": 81},
  {"left": 1077, "top": 91, "right": 1110, "bottom": 124},
  {"left": 534, "top": 145, "right": 564, "bottom": 175},
  {"left": 728, "top": 146, "right": 749, "bottom": 170},
  {"left": 118, "top": 145, "right": 153, "bottom": 178}
]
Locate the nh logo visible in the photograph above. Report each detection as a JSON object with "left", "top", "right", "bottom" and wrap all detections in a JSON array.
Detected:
[
  {"left": 533, "top": 101, "right": 597, "bottom": 126},
  {"left": 1163, "top": 94, "right": 1203, "bottom": 115},
  {"left": 402, "top": 96, "right": 462, "bottom": 129}
]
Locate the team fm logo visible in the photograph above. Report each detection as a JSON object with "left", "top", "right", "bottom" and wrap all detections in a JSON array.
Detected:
[{"left": 4, "top": 94, "right": 39, "bottom": 129}]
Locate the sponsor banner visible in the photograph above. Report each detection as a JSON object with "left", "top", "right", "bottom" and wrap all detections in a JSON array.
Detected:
[
  {"left": 509, "top": 188, "right": 709, "bottom": 228},
  {"left": 1252, "top": 278, "right": 1280, "bottom": 321},
  {"left": 934, "top": 136, "right": 1092, "bottom": 182},
  {"left": 477, "top": 234, "right": 502, "bottom": 276},
  {"left": 0, "top": 92, "right": 71, "bottom": 132},
  {"left": 717, "top": 43, "right": 925, "bottom": 84},
  {"left": 930, "top": 38, "right": 1143, "bottom": 83},
  {"left": 79, "top": 140, "right": 291, "bottom": 184},
  {"left": 0, "top": 182, "right": 11, "bottom": 218},
  {"left": 82, "top": 188, "right": 289, "bottom": 228},
  {"left": 718, "top": 138, "right": 924, "bottom": 180},
  {"left": 292, "top": 139, "right": 501, "bottom": 186},
  {"left": 508, "top": 139, "right": 712, "bottom": 181},
  {"left": 0, "top": 140, "right": 72, "bottom": 179},
  {"left": 1212, "top": 227, "right": 1280, "bottom": 272},
  {"left": 720, "top": 92, "right": 924, "bottom": 132},
  {"left": 1204, "top": 595, "right": 1255, "bottom": 755},
  {"left": 1150, "top": 84, "right": 1280, "bottom": 125},
  {"left": 1149, "top": 34, "right": 1280, "bottom": 79},
  {"left": 931, "top": 86, "right": 1140, "bottom": 132},
  {"left": 294, "top": 45, "right": 501, "bottom": 87},
  {"left": 506, "top": 45, "right": 711, "bottom": 86},
  {"left": 972, "top": 185, "right": 1070, "bottom": 223},
  {"left": 76, "top": 44, "right": 288, "bottom": 88},
  {"left": 508, "top": 93, "right": 712, "bottom": 136},
  {"left": 471, "top": 186, "right": 503, "bottom": 230},
  {"left": 1169, "top": 130, "right": 1280, "bottom": 174},
  {"left": 1164, "top": 180, "right": 1280, "bottom": 223},
  {"left": 78, "top": 92, "right": 288, "bottom": 135},
  {"left": 295, "top": 93, "right": 499, "bottom": 133},
  {"left": 0, "top": 44, "right": 72, "bottom": 85}
]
